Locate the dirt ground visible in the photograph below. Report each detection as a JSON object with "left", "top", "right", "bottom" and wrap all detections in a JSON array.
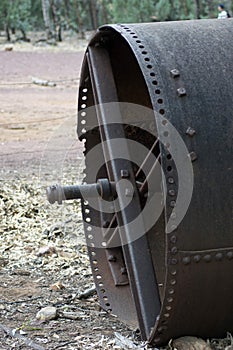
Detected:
[
  {"left": 0, "top": 34, "right": 232, "bottom": 350},
  {"left": 0, "top": 35, "right": 136, "bottom": 350}
]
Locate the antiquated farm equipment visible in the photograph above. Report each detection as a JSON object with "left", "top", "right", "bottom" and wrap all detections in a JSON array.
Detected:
[{"left": 47, "top": 19, "right": 233, "bottom": 346}]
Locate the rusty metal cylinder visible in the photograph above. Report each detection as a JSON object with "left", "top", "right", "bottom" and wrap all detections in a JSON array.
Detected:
[{"left": 77, "top": 19, "right": 233, "bottom": 346}]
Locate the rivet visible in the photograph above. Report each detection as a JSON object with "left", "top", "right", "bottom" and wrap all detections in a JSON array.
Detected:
[
  {"left": 167, "top": 297, "right": 174, "bottom": 303},
  {"left": 168, "top": 288, "right": 175, "bottom": 295},
  {"left": 103, "top": 221, "right": 110, "bottom": 228},
  {"left": 204, "top": 254, "right": 212, "bottom": 262},
  {"left": 168, "top": 177, "right": 174, "bottom": 184},
  {"left": 157, "top": 327, "right": 163, "bottom": 334},
  {"left": 166, "top": 306, "right": 172, "bottom": 311},
  {"left": 215, "top": 253, "right": 223, "bottom": 261},
  {"left": 170, "top": 69, "right": 180, "bottom": 78},
  {"left": 177, "top": 87, "right": 187, "bottom": 97},
  {"left": 171, "top": 247, "right": 178, "bottom": 255},
  {"left": 170, "top": 235, "right": 177, "bottom": 244},
  {"left": 120, "top": 267, "right": 127, "bottom": 275},
  {"left": 158, "top": 326, "right": 167, "bottom": 333},
  {"left": 170, "top": 279, "right": 176, "bottom": 286},
  {"left": 186, "top": 127, "right": 196, "bottom": 137},
  {"left": 120, "top": 169, "right": 130, "bottom": 178},
  {"left": 161, "top": 318, "right": 168, "bottom": 325},
  {"left": 170, "top": 269, "right": 177, "bottom": 276},
  {"left": 164, "top": 313, "right": 170, "bottom": 318},
  {"left": 193, "top": 255, "right": 201, "bottom": 263},
  {"left": 183, "top": 256, "right": 191, "bottom": 265},
  {"left": 170, "top": 258, "right": 178, "bottom": 265},
  {"left": 168, "top": 189, "right": 176, "bottom": 197},
  {"left": 108, "top": 255, "right": 116, "bottom": 262},
  {"left": 227, "top": 251, "right": 233, "bottom": 260},
  {"left": 170, "top": 200, "right": 176, "bottom": 208},
  {"left": 189, "top": 151, "right": 198, "bottom": 162}
]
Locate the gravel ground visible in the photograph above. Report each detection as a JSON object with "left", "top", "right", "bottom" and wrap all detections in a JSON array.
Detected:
[{"left": 0, "top": 169, "right": 135, "bottom": 350}]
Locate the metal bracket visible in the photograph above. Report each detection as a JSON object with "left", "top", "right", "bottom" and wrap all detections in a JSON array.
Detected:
[{"left": 106, "top": 248, "right": 129, "bottom": 286}]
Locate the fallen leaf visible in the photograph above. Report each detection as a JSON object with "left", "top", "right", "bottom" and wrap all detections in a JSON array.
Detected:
[{"left": 49, "top": 281, "right": 65, "bottom": 291}]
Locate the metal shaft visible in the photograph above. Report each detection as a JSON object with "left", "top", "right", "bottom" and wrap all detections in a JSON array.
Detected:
[{"left": 46, "top": 179, "right": 116, "bottom": 205}]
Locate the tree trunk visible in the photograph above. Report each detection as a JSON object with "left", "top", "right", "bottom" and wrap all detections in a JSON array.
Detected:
[
  {"left": 41, "top": 0, "right": 53, "bottom": 40},
  {"left": 181, "top": 0, "right": 189, "bottom": 17},
  {"left": 89, "top": 0, "right": 98, "bottom": 29},
  {"left": 19, "top": 26, "right": 30, "bottom": 42},
  {"left": 101, "top": 0, "right": 109, "bottom": 24},
  {"left": 73, "top": 0, "right": 85, "bottom": 39},
  {"left": 206, "top": 0, "right": 215, "bottom": 18},
  {"left": 194, "top": 0, "right": 200, "bottom": 19},
  {"left": 3, "top": 4, "right": 11, "bottom": 42},
  {"left": 50, "top": 0, "right": 62, "bottom": 41},
  {"left": 63, "top": 0, "right": 70, "bottom": 15},
  {"left": 63, "top": 0, "right": 71, "bottom": 27},
  {"left": 5, "top": 22, "right": 11, "bottom": 42}
]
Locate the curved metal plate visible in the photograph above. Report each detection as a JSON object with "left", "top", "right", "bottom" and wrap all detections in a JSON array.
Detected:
[{"left": 78, "top": 19, "right": 233, "bottom": 346}]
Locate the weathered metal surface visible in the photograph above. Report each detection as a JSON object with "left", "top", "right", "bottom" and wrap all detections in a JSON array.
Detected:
[
  {"left": 77, "top": 19, "right": 233, "bottom": 346},
  {"left": 46, "top": 179, "right": 116, "bottom": 204}
]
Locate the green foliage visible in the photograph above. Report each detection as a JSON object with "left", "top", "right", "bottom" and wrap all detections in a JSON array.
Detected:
[
  {"left": 30, "top": 0, "right": 44, "bottom": 29},
  {"left": 111, "top": 0, "right": 155, "bottom": 23},
  {"left": 0, "top": 0, "right": 232, "bottom": 41},
  {"left": 10, "top": 0, "right": 32, "bottom": 30},
  {"left": 155, "top": 0, "right": 172, "bottom": 21},
  {"left": 0, "top": 0, "right": 31, "bottom": 31},
  {"left": 155, "top": 0, "right": 199, "bottom": 21}
]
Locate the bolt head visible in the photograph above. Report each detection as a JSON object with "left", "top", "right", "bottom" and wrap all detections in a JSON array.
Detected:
[
  {"left": 168, "top": 177, "right": 175, "bottom": 184},
  {"left": 120, "top": 169, "right": 130, "bottom": 178},
  {"left": 168, "top": 189, "right": 176, "bottom": 197},
  {"left": 170, "top": 235, "right": 177, "bottom": 244},
  {"left": 204, "top": 254, "right": 211, "bottom": 262},
  {"left": 108, "top": 255, "right": 116, "bottom": 262},
  {"left": 189, "top": 151, "right": 198, "bottom": 162},
  {"left": 170, "top": 200, "right": 176, "bottom": 208},
  {"left": 177, "top": 87, "right": 187, "bottom": 97},
  {"left": 170, "top": 69, "right": 180, "bottom": 78},
  {"left": 194, "top": 254, "right": 201, "bottom": 263},
  {"left": 103, "top": 221, "right": 110, "bottom": 228},
  {"left": 120, "top": 267, "right": 127, "bottom": 275},
  {"left": 183, "top": 256, "right": 191, "bottom": 265},
  {"left": 186, "top": 127, "right": 196, "bottom": 137}
]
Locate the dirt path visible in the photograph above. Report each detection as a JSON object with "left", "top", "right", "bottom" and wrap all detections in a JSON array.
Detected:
[{"left": 0, "top": 48, "right": 84, "bottom": 176}]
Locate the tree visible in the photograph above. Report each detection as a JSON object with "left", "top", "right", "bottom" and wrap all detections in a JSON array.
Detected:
[
  {"left": 72, "top": 0, "right": 85, "bottom": 38},
  {"left": 194, "top": 0, "right": 201, "bottom": 18},
  {"left": 0, "top": 0, "right": 232, "bottom": 43},
  {"left": 50, "top": 0, "right": 63, "bottom": 41},
  {"left": 0, "top": 0, "right": 31, "bottom": 41},
  {"left": 111, "top": 0, "right": 155, "bottom": 23},
  {"left": 89, "top": 0, "right": 98, "bottom": 29},
  {"left": 99, "top": 0, "right": 111, "bottom": 24},
  {"left": 41, "top": 0, "right": 53, "bottom": 39}
]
